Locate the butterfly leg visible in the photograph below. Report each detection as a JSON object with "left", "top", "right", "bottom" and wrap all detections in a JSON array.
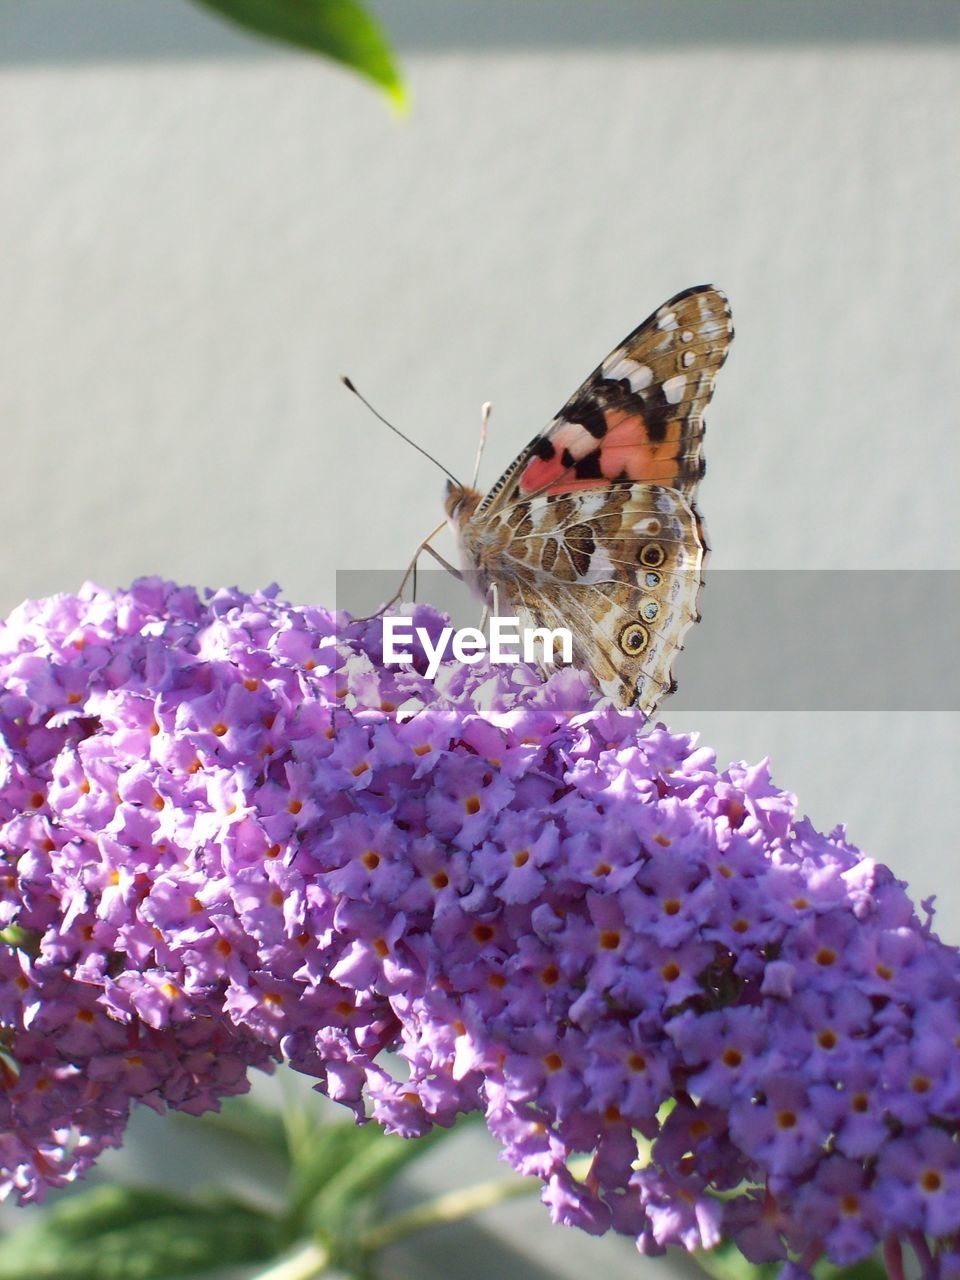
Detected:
[
  {"left": 353, "top": 522, "right": 463, "bottom": 621},
  {"left": 419, "top": 542, "right": 463, "bottom": 580},
  {"left": 404, "top": 542, "right": 465, "bottom": 614}
]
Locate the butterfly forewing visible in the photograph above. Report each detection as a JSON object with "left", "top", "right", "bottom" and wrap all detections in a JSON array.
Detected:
[
  {"left": 453, "top": 284, "right": 732, "bottom": 717},
  {"left": 479, "top": 284, "right": 732, "bottom": 514}
]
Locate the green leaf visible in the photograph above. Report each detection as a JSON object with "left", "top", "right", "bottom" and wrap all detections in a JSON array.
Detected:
[
  {"left": 309, "top": 1127, "right": 455, "bottom": 1237},
  {"left": 285, "top": 1112, "right": 382, "bottom": 1223},
  {"left": 0, "top": 1184, "right": 285, "bottom": 1280},
  {"left": 185, "top": 1092, "right": 291, "bottom": 1163},
  {"left": 691, "top": 1240, "right": 888, "bottom": 1280},
  {"left": 282, "top": 1108, "right": 460, "bottom": 1242},
  {"left": 188, "top": 0, "right": 406, "bottom": 107},
  {"left": 813, "top": 1259, "right": 887, "bottom": 1280},
  {"left": 690, "top": 1243, "right": 776, "bottom": 1280},
  {"left": 0, "top": 924, "right": 41, "bottom": 955}
]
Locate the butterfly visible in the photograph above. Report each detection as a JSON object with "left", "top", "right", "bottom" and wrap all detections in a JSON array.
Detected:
[{"left": 443, "top": 285, "right": 733, "bottom": 717}]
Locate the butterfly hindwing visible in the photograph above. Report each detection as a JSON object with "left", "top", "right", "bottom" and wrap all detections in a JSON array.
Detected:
[{"left": 480, "top": 484, "right": 706, "bottom": 714}]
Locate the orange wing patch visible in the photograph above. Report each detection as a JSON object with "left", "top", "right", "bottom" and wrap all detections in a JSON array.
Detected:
[
  {"left": 518, "top": 407, "right": 686, "bottom": 495},
  {"left": 481, "top": 284, "right": 731, "bottom": 517}
]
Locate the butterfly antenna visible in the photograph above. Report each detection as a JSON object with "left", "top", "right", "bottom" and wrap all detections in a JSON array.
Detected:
[
  {"left": 470, "top": 402, "right": 491, "bottom": 490},
  {"left": 341, "top": 376, "right": 463, "bottom": 488}
]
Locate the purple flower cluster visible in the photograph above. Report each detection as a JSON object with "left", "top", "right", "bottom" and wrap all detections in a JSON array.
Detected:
[{"left": 1, "top": 579, "right": 958, "bottom": 1273}]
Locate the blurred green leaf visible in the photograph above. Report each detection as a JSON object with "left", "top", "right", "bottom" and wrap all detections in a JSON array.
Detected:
[
  {"left": 693, "top": 1240, "right": 888, "bottom": 1280},
  {"left": 813, "top": 1259, "right": 888, "bottom": 1280},
  {"left": 311, "top": 1125, "right": 453, "bottom": 1232},
  {"left": 284, "top": 1109, "right": 382, "bottom": 1226},
  {"left": 284, "top": 1107, "right": 457, "bottom": 1240},
  {"left": 188, "top": 0, "right": 406, "bottom": 106},
  {"left": 0, "top": 924, "right": 41, "bottom": 955},
  {"left": 187, "top": 1091, "right": 291, "bottom": 1162},
  {"left": 0, "top": 1184, "right": 284, "bottom": 1280},
  {"left": 691, "top": 1240, "right": 777, "bottom": 1280}
]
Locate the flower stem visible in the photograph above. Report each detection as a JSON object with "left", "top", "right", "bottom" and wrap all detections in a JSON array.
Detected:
[
  {"left": 884, "top": 1237, "right": 906, "bottom": 1280},
  {"left": 358, "top": 1153, "right": 593, "bottom": 1253},
  {"left": 359, "top": 1172, "right": 537, "bottom": 1253},
  {"left": 909, "top": 1232, "right": 938, "bottom": 1280},
  {"left": 250, "top": 1241, "right": 330, "bottom": 1280},
  {"left": 251, "top": 1158, "right": 590, "bottom": 1279}
]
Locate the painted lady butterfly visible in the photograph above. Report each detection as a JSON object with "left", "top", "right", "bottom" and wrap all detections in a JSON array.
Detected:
[{"left": 443, "top": 285, "right": 733, "bottom": 717}]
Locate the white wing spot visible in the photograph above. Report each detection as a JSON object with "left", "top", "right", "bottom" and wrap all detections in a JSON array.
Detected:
[
  {"left": 553, "top": 420, "right": 593, "bottom": 460},
  {"left": 681, "top": 350, "right": 695, "bottom": 368},
  {"left": 585, "top": 546, "right": 615, "bottom": 580},
  {"left": 662, "top": 375, "right": 686, "bottom": 405},
  {"left": 680, "top": 330, "right": 694, "bottom": 343},
  {"left": 633, "top": 516, "right": 662, "bottom": 535},
  {"left": 602, "top": 355, "right": 654, "bottom": 391},
  {"left": 575, "top": 491, "right": 606, "bottom": 519},
  {"left": 656, "top": 310, "right": 678, "bottom": 332}
]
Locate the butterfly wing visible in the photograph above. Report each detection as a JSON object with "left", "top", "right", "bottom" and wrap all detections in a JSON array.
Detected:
[
  {"left": 478, "top": 284, "right": 732, "bottom": 516},
  {"left": 455, "top": 284, "right": 732, "bottom": 715},
  {"left": 480, "top": 484, "right": 706, "bottom": 714}
]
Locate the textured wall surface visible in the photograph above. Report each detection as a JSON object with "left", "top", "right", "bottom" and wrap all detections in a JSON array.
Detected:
[{"left": 1, "top": 4, "right": 958, "bottom": 1269}]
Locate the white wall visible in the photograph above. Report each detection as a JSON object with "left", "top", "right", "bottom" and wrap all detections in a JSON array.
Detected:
[{"left": 0, "top": 6, "right": 957, "bottom": 1266}]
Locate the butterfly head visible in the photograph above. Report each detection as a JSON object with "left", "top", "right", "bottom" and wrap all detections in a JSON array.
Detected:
[{"left": 443, "top": 481, "right": 483, "bottom": 529}]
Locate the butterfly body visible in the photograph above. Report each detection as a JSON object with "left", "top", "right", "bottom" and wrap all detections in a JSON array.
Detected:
[{"left": 446, "top": 285, "right": 732, "bottom": 718}]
